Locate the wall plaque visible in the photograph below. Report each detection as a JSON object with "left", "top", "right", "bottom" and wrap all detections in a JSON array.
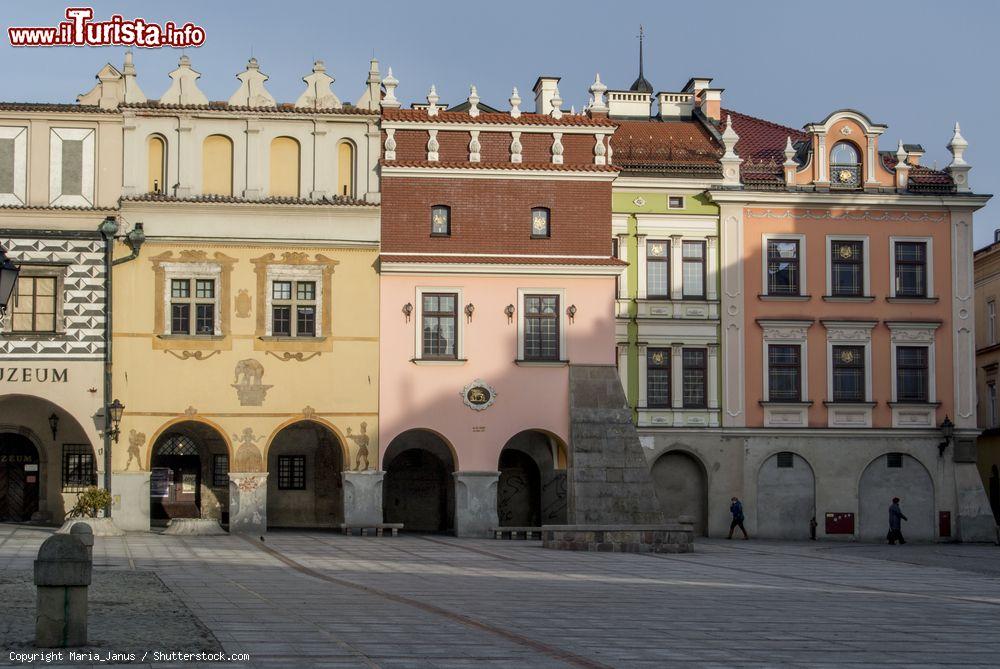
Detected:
[{"left": 461, "top": 379, "right": 497, "bottom": 411}]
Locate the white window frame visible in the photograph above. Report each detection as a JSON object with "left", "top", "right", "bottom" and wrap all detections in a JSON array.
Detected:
[
  {"left": 888, "top": 236, "right": 934, "bottom": 298},
  {"left": 759, "top": 320, "right": 811, "bottom": 402},
  {"left": 667, "top": 195, "right": 685, "bottom": 210},
  {"left": 761, "top": 233, "right": 807, "bottom": 297},
  {"left": 0, "top": 126, "right": 27, "bottom": 205},
  {"left": 413, "top": 286, "right": 464, "bottom": 362},
  {"left": 2, "top": 264, "right": 67, "bottom": 335},
  {"left": 269, "top": 278, "right": 319, "bottom": 338},
  {"left": 887, "top": 323, "right": 938, "bottom": 404},
  {"left": 161, "top": 262, "right": 222, "bottom": 336},
  {"left": 49, "top": 127, "right": 95, "bottom": 207},
  {"left": 265, "top": 266, "right": 324, "bottom": 337},
  {"left": 516, "top": 287, "right": 566, "bottom": 362},
  {"left": 823, "top": 322, "right": 875, "bottom": 403},
  {"left": 825, "top": 235, "right": 870, "bottom": 297},
  {"left": 989, "top": 299, "right": 996, "bottom": 345}
]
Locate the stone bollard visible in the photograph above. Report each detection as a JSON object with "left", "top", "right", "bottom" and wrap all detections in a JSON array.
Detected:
[{"left": 34, "top": 524, "right": 93, "bottom": 647}]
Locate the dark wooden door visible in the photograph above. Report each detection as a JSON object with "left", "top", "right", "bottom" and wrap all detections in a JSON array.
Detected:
[{"left": 0, "top": 435, "right": 40, "bottom": 522}]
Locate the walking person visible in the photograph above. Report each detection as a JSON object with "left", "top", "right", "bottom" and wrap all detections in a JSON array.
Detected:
[
  {"left": 727, "top": 496, "right": 749, "bottom": 540},
  {"left": 888, "top": 497, "right": 908, "bottom": 545}
]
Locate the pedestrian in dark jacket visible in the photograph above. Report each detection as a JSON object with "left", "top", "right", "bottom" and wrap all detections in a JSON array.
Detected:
[
  {"left": 888, "top": 497, "right": 908, "bottom": 545},
  {"left": 727, "top": 496, "right": 749, "bottom": 539}
]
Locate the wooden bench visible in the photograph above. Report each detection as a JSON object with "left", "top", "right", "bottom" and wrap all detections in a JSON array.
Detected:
[
  {"left": 492, "top": 527, "right": 542, "bottom": 540},
  {"left": 339, "top": 523, "right": 404, "bottom": 537}
]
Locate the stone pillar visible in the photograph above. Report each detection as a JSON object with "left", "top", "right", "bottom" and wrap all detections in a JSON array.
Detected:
[
  {"left": 174, "top": 117, "right": 194, "bottom": 197},
  {"left": 453, "top": 471, "right": 499, "bottom": 538},
  {"left": 243, "top": 119, "right": 262, "bottom": 199},
  {"left": 953, "top": 437, "right": 997, "bottom": 541},
  {"left": 342, "top": 470, "right": 384, "bottom": 526},
  {"left": 229, "top": 472, "right": 268, "bottom": 535},
  {"left": 34, "top": 526, "right": 92, "bottom": 647},
  {"left": 111, "top": 471, "right": 150, "bottom": 532}
]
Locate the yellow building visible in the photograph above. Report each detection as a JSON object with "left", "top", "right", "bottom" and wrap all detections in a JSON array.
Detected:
[
  {"left": 108, "top": 55, "right": 383, "bottom": 533},
  {"left": 974, "top": 233, "right": 1000, "bottom": 532}
]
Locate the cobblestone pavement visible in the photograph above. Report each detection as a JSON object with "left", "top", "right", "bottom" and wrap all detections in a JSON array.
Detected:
[{"left": 2, "top": 524, "right": 999, "bottom": 668}]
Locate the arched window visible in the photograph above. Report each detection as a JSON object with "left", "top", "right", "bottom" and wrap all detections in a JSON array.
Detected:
[
  {"left": 147, "top": 135, "right": 166, "bottom": 194},
  {"left": 202, "top": 134, "right": 233, "bottom": 196},
  {"left": 830, "top": 141, "right": 861, "bottom": 189},
  {"left": 337, "top": 141, "right": 355, "bottom": 198},
  {"left": 269, "top": 136, "right": 300, "bottom": 198},
  {"left": 531, "top": 207, "right": 551, "bottom": 238}
]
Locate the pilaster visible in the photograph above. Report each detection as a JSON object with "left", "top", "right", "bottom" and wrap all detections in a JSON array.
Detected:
[
  {"left": 453, "top": 471, "right": 499, "bottom": 538},
  {"left": 229, "top": 472, "right": 268, "bottom": 535},
  {"left": 342, "top": 470, "right": 385, "bottom": 527}
]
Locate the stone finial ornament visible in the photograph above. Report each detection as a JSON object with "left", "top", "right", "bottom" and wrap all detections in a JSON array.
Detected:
[
  {"left": 381, "top": 67, "right": 400, "bottom": 109},
  {"left": 468, "top": 85, "right": 480, "bottom": 117},
  {"left": 550, "top": 84, "right": 563, "bottom": 119},
  {"left": 228, "top": 57, "right": 276, "bottom": 107},
  {"left": 720, "top": 115, "right": 743, "bottom": 187},
  {"left": 160, "top": 55, "right": 209, "bottom": 106},
  {"left": 295, "top": 60, "right": 342, "bottom": 110},
  {"left": 946, "top": 122, "right": 971, "bottom": 192},
  {"left": 782, "top": 136, "right": 797, "bottom": 186},
  {"left": 122, "top": 49, "right": 146, "bottom": 104},
  {"left": 894, "top": 139, "right": 910, "bottom": 190},
  {"left": 509, "top": 87, "right": 522, "bottom": 118},
  {"left": 589, "top": 73, "right": 608, "bottom": 113},
  {"left": 427, "top": 85, "right": 440, "bottom": 116}
]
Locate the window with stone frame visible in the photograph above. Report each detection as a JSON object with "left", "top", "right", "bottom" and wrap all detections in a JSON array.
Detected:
[
  {"left": 271, "top": 280, "right": 317, "bottom": 337},
  {"left": 767, "top": 239, "right": 800, "bottom": 295},
  {"left": 682, "top": 348, "right": 708, "bottom": 408},
  {"left": 421, "top": 293, "right": 457, "bottom": 359},
  {"left": 62, "top": 444, "right": 96, "bottom": 492},
  {"left": 767, "top": 344, "right": 802, "bottom": 402},
  {"left": 830, "top": 240, "right": 864, "bottom": 297},
  {"left": 681, "top": 241, "right": 706, "bottom": 299},
  {"left": 832, "top": 345, "right": 865, "bottom": 402},
  {"left": 830, "top": 141, "right": 861, "bottom": 189},
  {"left": 646, "top": 348, "right": 671, "bottom": 408},
  {"left": 895, "top": 346, "right": 929, "bottom": 402},
  {"left": 646, "top": 240, "right": 670, "bottom": 298},
  {"left": 894, "top": 241, "right": 928, "bottom": 297},
  {"left": 170, "top": 278, "right": 217, "bottom": 336},
  {"left": 523, "top": 294, "right": 560, "bottom": 361}
]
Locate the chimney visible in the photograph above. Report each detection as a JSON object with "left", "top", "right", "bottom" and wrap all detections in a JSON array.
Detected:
[
  {"left": 700, "top": 89, "right": 723, "bottom": 123},
  {"left": 533, "top": 76, "right": 561, "bottom": 116},
  {"left": 682, "top": 77, "right": 713, "bottom": 100},
  {"left": 657, "top": 92, "right": 694, "bottom": 119},
  {"left": 903, "top": 144, "right": 924, "bottom": 166}
]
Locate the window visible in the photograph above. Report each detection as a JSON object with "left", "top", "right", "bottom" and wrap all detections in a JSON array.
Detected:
[
  {"left": 277, "top": 455, "right": 306, "bottom": 490},
  {"left": 668, "top": 196, "right": 684, "bottom": 209},
  {"left": 886, "top": 452, "right": 903, "bottom": 468},
  {"left": 272, "top": 280, "right": 317, "bottom": 337},
  {"left": 156, "top": 435, "right": 198, "bottom": 456},
  {"left": 989, "top": 300, "right": 996, "bottom": 345},
  {"left": 337, "top": 141, "right": 355, "bottom": 197},
  {"left": 767, "top": 239, "right": 800, "bottom": 295},
  {"left": 831, "top": 240, "right": 864, "bottom": 297},
  {"left": 431, "top": 205, "right": 451, "bottom": 236},
  {"left": 832, "top": 345, "right": 865, "bottom": 402},
  {"left": 524, "top": 294, "right": 560, "bottom": 361},
  {"left": 212, "top": 454, "right": 229, "bottom": 488},
  {"left": 682, "top": 241, "right": 706, "bottom": 299},
  {"left": 894, "top": 241, "right": 927, "bottom": 297},
  {"left": 646, "top": 240, "right": 669, "bottom": 298},
  {"left": 147, "top": 135, "right": 166, "bottom": 194},
  {"left": 776, "top": 452, "right": 794, "bottom": 468},
  {"left": 682, "top": 348, "right": 707, "bottom": 408},
  {"left": 170, "top": 278, "right": 216, "bottom": 335},
  {"left": 990, "top": 382, "right": 999, "bottom": 429},
  {"left": 646, "top": 348, "right": 671, "bottom": 408},
  {"left": 202, "top": 134, "right": 233, "bottom": 196},
  {"left": 531, "top": 208, "right": 551, "bottom": 238},
  {"left": 896, "top": 346, "right": 929, "bottom": 402},
  {"left": 10, "top": 275, "right": 57, "bottom": 333},
  {"left": 830, "top": 141, "right": 861, "bottom": 189},
  {"left": 270, "top": 137, "right": 300, "bottom": 198},
  {"left": 62, "top": 445, "right": 95, "bottom": 492},
  {"left": 768, "top": 344, "right": 801, "bottom": 402},
  {"left": 421, "top": 293, "right": 457, "bottom": 359}
]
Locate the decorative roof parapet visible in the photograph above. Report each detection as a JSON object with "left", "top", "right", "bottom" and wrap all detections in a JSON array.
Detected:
[
  {"left": 295, "top": 60, "right": 342, "bottom": 110},
  {"left": 356, "top": 57, "right": 381, "bottom": 111},
  {"left": 160, "top": 55, "right": 209, "bottom": 106},
  {"left": 228, "top": 57, "right": 276, "bottom": 107},
  {"left": 550, "top": 85, "right": 563, "bottom": 120},
  {"left": 946, "top": 122, "right": 971, "bottom": 193},
  {"left": 894, "top": 140, "right": 910, "bottom": 191},
  {"left": 381, "top": 67, "right": 400, "bottom": 109},
  {"left": 509, "top": 87, "right": 522, "bottom": 119},
  {"left": 468, "top": 85, "right": 480, "bottom": 118},
  {"left": 426, "top": 85, "right": 440, "bottom": 116},
  {"left": 782, "top": 136, "right": 797, "bottom": 186},
  {"left": 122, "top": 50, "right": 146, "bottom": 104},
  {"left": 720, "top": 115, "right": 742, "bottom": 187},
  {"left": 588, "top": 74, "right": 608, "bottom": 116}
]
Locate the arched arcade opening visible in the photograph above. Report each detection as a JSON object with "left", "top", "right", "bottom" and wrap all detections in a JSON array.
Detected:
[
  {"left": 383, "top": 429, "right": 455, "bottom": 533},
  {"left": 266, "top": 420, "right": 345, "bottom": 528},
  {"left": 149, "top": 421, "right": 229, "bottom": 524},
  {"left": 497, "top": 430, "right": 567, "bottom": 528},
  {"left": 650, "top": 450, "right": 708, "bottom": 536}
]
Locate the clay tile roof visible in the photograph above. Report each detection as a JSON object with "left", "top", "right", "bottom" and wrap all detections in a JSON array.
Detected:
[
  {"left": 724, "top": 108, "right": 808, "bottom": 169},
  {"left": 611, "top": 119, "right": 722, "bottom": 174},
  {"left": 379, "top": 254, "right": 626, "bottom": 266},
  {"left": 880, "top": 153, "right": 954, "bottom": 192},
  {"left": 0, "top": 102, "right": 114, "bottom": 114},
  {"left": 120, "top": 193, "right": 373, "bottom": 206},
  {"left": 381, "top": 160, "right": 617, "bottom": 173},
  {"left": 119, "top": 101, "right": 374, "bottom": 115},
  {"left": 382, "top": 108, "right": 616, "bottom": 127}
]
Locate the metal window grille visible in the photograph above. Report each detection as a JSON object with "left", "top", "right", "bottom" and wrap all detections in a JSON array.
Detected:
[
  {"left": 212, "top": 454, "right": 229, "bottom": 488},
  {"left": 156, "top": 434, "right": 199, "bottom": 456},
  {"left": 886, "top": 453, "right": 903, "bottom": 468},
  {"left": 776, "top": 452, "right": 794, "bottom": 468},
  {"left": 62, "top": 444, "right": 95, "bottom": 492},
  {"left": 278, "top": 455, "right": 306, "bottom": 490}
]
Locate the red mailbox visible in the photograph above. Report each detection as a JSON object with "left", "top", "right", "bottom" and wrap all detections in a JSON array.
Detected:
[
  {"left": 825, "top": 512, "right": 855, "bottom": 535},
  {"left": 938, "top": 511, "right": 951, "bottom": 538}
]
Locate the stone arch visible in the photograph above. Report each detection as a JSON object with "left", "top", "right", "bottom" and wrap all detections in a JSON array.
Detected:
[
  {"left": 650, "top": 448, "right": 708, "bottom": 536},
  {"left": 858, "top": 453, "right": 935, "bottom": 541},
  {"left": 269, "top": 136, "right": 300, "bottom": 198},
  {"left": 383, "top": 429, "right": 456, "bottom": 532},
  {"left": 146, "top": 415, "right": 232, "bottom": 471},
  {"left": 266, "top": 419, "right": 345, "bottom": 528},
  {"left": 336, "top": 139, "right": 356, "bottom": 198},
  {"left": 202, "top": 134, "right": 234, "bottom": 196},
  {"left": 497, "top": 429, "right": 567, "bottom": 527},
  {"left": 149, "top": 420, "right": 230, "bottom": 523},
  {"left": 756, "top": 451, "right": 816, "bottom": 539},
  {"left": 147, "top": 133, "right": 167, "bottom": 194},
  {"left": 264, "top": 416, "right": 348, "bottom": 464}
]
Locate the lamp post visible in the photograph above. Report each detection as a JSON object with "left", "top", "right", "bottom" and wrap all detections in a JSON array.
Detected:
[
  {"left": 48, "top": 413, "right": 59, "bottom": 441},
  {"left": 0, "top": 245, "right": 20, "bottom": 327},
  {"left": 107, "top": 399, "right": 124, "bottom": 443},
  {"left": 938, "top": 415, "right": 954, "bottom": 457}
]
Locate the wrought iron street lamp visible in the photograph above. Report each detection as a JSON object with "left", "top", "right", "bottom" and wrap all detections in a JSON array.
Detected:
[
  {"left": 48, "top": 412, "right": 60, "bottom": 441},
  {"left": 107, "top": 398, "right": 125, "bottom": 443},
  {"left": 0, "top": 245, "right": 20, "bottom": 326},
  {"left": 938, "top": 415, "right": 954, "bottom": 457}
]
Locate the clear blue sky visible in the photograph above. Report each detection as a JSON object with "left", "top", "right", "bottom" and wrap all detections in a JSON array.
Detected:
[{"left": 3, "top": 0, "right": 997, "bottom": 245}]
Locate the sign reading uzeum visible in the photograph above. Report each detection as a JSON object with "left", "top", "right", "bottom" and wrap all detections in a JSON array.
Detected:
[{"left": 0, "top": 367, "right": 68, "bottom": 382}]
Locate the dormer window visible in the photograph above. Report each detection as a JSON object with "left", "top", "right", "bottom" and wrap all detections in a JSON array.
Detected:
[
  {"left": 431, "top": 205, "right": 451, "bottom": 236},
  {"left": 830, "top": 142, "right": 861, "bottom": 189},
  {"left": 531, "top": 208, "right": 551, "bottom": 238}
]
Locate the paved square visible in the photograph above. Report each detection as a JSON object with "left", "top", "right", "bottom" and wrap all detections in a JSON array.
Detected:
[{"left": 2, "top": 524, "right": 999, "bottom": 667}]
